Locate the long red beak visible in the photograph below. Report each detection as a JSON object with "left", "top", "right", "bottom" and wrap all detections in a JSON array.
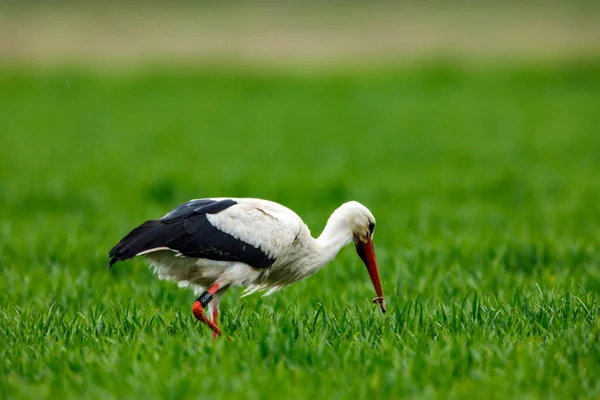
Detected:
[{"left": 356, "top": 237, "right": 386, "bottom": 313}]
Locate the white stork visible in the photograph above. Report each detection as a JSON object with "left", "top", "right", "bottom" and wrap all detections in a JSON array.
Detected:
[{"left": 108, "top": 198, "right": 386, "bottom": 337}]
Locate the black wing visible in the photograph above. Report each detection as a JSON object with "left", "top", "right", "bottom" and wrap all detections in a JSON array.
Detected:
[{"left": 108, "top": 199, "right": 276, "bottom": 269}]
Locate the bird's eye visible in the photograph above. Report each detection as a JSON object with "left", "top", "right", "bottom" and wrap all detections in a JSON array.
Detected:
[{"left": 368, "top": 222, "right": 375, "bottom": 235}]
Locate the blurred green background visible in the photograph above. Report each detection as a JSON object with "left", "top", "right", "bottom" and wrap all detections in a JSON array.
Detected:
[{"left": 1, "top": 2, "right": 599, "bottom": 399}]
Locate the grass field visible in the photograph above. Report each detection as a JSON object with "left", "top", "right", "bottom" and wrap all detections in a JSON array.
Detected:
[{"left": 1, "top": 62, "right": 600, "bottom": 399}]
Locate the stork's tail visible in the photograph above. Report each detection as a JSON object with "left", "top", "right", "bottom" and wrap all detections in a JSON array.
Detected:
[{"left": 107, "top": 220, "right": 162, "bottom": 268}]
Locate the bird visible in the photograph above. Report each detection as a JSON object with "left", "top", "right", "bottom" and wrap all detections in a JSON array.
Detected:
[{"left": 108, "top": 198, "right": 386, "bottom": 338}]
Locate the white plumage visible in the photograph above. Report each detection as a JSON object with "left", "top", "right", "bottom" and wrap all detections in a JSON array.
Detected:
[{"left": 205, "top": 198, "right": 303, "bottom": 260}]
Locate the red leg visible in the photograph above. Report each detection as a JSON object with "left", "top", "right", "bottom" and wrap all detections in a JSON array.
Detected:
[
  {"left": 212, "top": 304, "right": 219, "bottom": 340},
  {"left": 192, "top": 283, "right": 221, "bottom": 337}
]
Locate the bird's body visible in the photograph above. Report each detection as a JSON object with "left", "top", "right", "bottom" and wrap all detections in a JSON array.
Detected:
[{"left": 109, "top": 197, "right": 385, "bottom": 337}]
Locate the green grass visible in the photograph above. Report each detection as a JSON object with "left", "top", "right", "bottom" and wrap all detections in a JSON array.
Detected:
[{"left": 1, "top": 62, "right": 599, "bottom": 399}]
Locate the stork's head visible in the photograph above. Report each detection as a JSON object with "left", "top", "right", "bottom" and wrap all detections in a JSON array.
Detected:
[{"left": 334, "top": 201, "right": 386, "bottom": 313}]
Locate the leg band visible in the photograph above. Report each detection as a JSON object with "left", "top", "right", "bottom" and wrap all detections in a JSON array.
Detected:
[{"left": 197, "top": 291, "right": 213, "bottom": 307}]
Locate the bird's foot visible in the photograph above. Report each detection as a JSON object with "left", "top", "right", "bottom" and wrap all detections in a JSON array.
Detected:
[{"left": 192, "top": 297, "right": 221, "bottom": 337}]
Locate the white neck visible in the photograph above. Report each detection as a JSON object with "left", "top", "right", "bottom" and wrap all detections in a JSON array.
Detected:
[{"left": 309, "top": 211, "right": 354, "bottom": 271}]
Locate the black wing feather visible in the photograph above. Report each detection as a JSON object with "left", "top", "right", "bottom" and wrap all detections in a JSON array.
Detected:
[
  {"left": 108, "top": 199, "right": 276, "bottom": 269},
  {"left": 161, "top": 199, "right": 223, "bottom": 223}
]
